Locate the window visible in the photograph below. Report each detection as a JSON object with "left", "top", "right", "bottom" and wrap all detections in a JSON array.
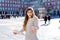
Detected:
[
  {"left": 10, "top": 4, "right": 12, "bottom": 7},
  {"left": 57, "top": 6, "right": 59, "bottom": 9},
  {"left": 2, "top": 7, "right": 4, "bottom": 10},
  {"left": 43, "top": 0, "right": 47, "bottom": 2},
  {"left": 53, "top": 2, "right": 56, "bottom": 6},
  {"left": 8, "top": 7, "right": 10, "bottom": 10},
  {"left": 11, "top": 8, "right": 12, "bottom": 10},
  {"left": 48, "top": 3, "right": 50, "bottom": 5},
  {"left": 5, "top": 4, "right": 7, "bottom": 6},
  {"left": 54, "top": 6, "right": 56, "bottom": 9},
  {"left": 5, "top": 8, "right": 7, "bottom": 10},
  {"left": 0, "top": 8, "right": 2, "bottom": 10},
  {"left": 1, "top": 0, "right": 4, "bottom": 2},
  {"left": 57, "top": 1, "right": 59, "bottom": 5},
  {"left": 8, "top": 4, "right": 9, "bottom": 7},
  {"left": 7, "top": 1, "right": 9, "bottom": 3},
  {"left": 2, "top": 4, "right": 4, "bottom": 6},
  {"left": 47, "top": 0, "right": 50, "bottom": 2}
]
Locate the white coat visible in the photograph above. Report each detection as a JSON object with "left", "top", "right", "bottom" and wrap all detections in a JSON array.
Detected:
[{"left": 25, "top": 7, "right": 39, "bottom": 40}]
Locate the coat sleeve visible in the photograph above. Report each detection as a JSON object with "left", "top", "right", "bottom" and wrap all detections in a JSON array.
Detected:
[{"left": 33, "top": 17, "right": 39, "bottom": 30}]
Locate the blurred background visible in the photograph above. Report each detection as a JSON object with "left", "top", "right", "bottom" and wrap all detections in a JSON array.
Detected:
[{"left": 0, "top": 0, "right": 60, "bottom": 19}]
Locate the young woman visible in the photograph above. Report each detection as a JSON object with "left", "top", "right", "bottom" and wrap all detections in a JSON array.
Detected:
[
  {"left": 24, "top": 7, "right": 39, "bottom": 40},
  {"left": 13, "top": 7, "right": 39, "bottom": 40}
]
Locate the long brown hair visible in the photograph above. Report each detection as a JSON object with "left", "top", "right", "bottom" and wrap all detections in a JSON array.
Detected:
[{"left": 23, "top": 8, "right": 33, "bottom": 31}]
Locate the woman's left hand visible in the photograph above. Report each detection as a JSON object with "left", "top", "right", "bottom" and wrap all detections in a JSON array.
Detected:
[{"left": 31, "top": 27, "right": 36, "bottom": 34}]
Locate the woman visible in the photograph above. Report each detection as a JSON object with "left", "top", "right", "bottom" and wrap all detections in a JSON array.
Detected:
[{"left": 13, "top": 7, "right": 39, "bottom": 40}]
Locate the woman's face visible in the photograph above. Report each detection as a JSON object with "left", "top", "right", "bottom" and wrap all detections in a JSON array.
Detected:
[{"left": 27, "top": 10, "right": 33, "bottom": 18}]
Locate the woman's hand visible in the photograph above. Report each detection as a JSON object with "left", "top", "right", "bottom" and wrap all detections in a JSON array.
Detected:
[
  {"left": 13, "top": 30, "right": 19, "bottom": 35},
  {"left": 31, "top": 27, "right": 36, "bottom": 34}
]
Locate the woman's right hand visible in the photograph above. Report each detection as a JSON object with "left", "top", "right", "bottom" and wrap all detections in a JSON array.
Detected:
[{"left": 31, "top": 27, "right": 36, "bottom": 34}]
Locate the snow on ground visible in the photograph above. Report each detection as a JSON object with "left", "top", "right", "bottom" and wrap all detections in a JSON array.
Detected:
[{"left": 0, "top": 17, "right": 60, "bottom": 40}]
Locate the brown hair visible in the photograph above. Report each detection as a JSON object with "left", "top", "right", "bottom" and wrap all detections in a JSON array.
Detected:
[{"left": 23, "top": 8, "right": 33, "bottom": 31}]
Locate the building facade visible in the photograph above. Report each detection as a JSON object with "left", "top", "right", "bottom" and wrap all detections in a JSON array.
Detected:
[
  {"left": 0, "top": 0, "right": 36, "bottom": 16},
  {"left": 43, "top": 0, "right": 60, "bottom": 15}
]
